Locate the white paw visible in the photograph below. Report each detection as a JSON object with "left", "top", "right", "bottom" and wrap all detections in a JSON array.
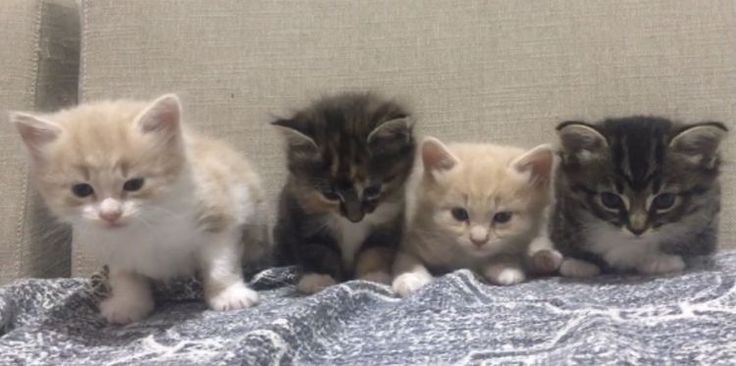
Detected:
[
  {"left": 637, "top": 255, "right": 685, "bottom": 275},
  {"left": 484, "top": 266, "right": 526, "bottom": 286},
  {"left": 206, "top": 282, "right": 259, "bottom": 311},
  {"left": 559, "top": 258, "right": 601, "bottom": 278},
  {"left": 297, "top": 273, "right": 337, "bottom": 294},
  {"left": 99, "top": 294, "right": 154, "bottom": 325},
  {"left": 392, "top": 272, "right": 433, "bottom": 297},
  {"left": 530, "top": 249, "right": 564, "bottom": 275},
  {"left": 359, "top": 271, "right": 392, "bottom": 285}
]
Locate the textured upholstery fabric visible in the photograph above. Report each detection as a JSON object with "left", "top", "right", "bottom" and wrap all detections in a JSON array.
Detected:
[
  {"left": 0, "top": 0, "right": 79, "bottom": 284},
  {"left": 2, "top": 253, "right": 736, "bottom": 364},
  {"left": 77, "top": 0, "right": 736, "bottom": 275}
]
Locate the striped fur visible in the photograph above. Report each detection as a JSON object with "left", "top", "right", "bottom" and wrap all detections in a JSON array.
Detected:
[
  {"left": 551, "top": 116, "right": 727, "bottom": 275},
  {"left": 272, "top": 92, "right": 416, "bottom": 292}
]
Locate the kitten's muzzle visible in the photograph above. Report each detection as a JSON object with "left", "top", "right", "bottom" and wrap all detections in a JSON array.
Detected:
[
  {"left": 626, "top": 225, "right": 649, "bottom": 236},
  {"left": 99, "top": 198, "right": 123, "bottom": 225},
  {"left": 470, "top": 225, "right": 490, "bottom": 247},
  {"left": 340, "top": 191, "right": 365, "bottom": 223},
  {"left": 626, "top": 211, "right": 649, "bottom": 236}
]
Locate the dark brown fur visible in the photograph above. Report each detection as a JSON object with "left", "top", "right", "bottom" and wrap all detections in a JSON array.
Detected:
[
  {"left": 551, "top": 116, "right": 727, "bottom": 271},
  {"left": 272, "top": 92, "right": 416, "bottom": 282}
]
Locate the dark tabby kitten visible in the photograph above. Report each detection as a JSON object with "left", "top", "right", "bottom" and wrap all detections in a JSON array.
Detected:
[
  {"left": 551, "top": 116, "right": 727, "bottom": 277},
  {"left": 272, "top": 92, "right": 416, "bottom": 293}
]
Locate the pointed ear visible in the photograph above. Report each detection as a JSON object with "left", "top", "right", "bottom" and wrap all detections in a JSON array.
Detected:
[
  {"left": 556, "top": 121, "right": 607, "bottom": 161},
  {"left": 511, "top": 144, "right": 555, "bottom": 186},
  {"left": 135, "top": 94, "right": 182, "bottom": 139},
  {"left": 669, "top": 122, "right": 728, "bottom": 166},
  {"left": 421, "top": 137, "right": 458, "bottom": 175},
  {"left": 271, "top": 118, "right": 319, "bottom": 151},
  {"left": 367, "top": 117, "right": 413, "bottom": 145},
  {"left": 10, "top": 112, "right": 62, "bottom": 156}
]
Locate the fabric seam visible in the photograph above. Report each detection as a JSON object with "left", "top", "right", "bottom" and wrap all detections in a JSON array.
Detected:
[
  {"left": 73, "top": 0, "right": 90, "bottom": 275},
  {"left": 14, "top": 0, "right": 45, "bottom": 278}
]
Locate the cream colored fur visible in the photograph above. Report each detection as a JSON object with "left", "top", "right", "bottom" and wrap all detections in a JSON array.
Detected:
[
  {"left": 11, "top": 94, "right": 267, "bottom": 324},
  {"left": 393, "top": 137, "right": 557, "bottom": 296}
]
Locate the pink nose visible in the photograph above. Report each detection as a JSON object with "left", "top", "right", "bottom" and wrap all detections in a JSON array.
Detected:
[
  {"left": 99, "top": 210, "right": 122, "bottom": 223},
  {"left": 470, "top": 237, "right": 488, "bottom": 247}
]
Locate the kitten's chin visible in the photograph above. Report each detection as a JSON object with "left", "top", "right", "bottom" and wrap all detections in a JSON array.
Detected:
[
  {"left": 620, "top": 226, "right": 655, "bottom": 240},
  {"left": 462, "top": 243, "right": 499, "bottom": 257},
  {"left": 102, "top": 221, "right": 128, "bottom": 230},
  {"left": 78, "top": 219, "right": 131, "bottom": 231},
  {"left": 461, "top": 239, "right": 515, "bottom": 257}
]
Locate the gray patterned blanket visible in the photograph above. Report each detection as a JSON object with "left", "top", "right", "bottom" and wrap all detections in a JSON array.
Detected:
[{"left": 1, "top": 251, "right": 735, "bottom": 365}]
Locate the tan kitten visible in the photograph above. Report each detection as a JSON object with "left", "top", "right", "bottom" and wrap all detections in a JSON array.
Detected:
[
  {"left": 392, "top": 137, "right": 558, "bottom": 297},
  {"left": 11, "top": 94, "right": 268, "bottom": 324}
]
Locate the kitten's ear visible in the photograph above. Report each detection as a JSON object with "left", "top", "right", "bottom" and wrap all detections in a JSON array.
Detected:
[
  {"left": 421, "top": 137, "right": 458, "bottom": 174},
  {"left": 669, "top": 122, "right": 728, "bottom": 166},
  {"left": 511, "top": 144, "right": 555, "bottom": 186},
  {"left": 10, "top": 112, "right": 62, "bottom": 156},
  {"left": 556, "top": 121, "right": 608, "bottom": 161},
  {"left": 135, "top": 94, "right": 182, "bottom": 138},
  {"left": 367, "top": 117, "right": 413, "bottom": 145},
  {"left": 271, "top": 118, "right": 319, "bottom": 151}
]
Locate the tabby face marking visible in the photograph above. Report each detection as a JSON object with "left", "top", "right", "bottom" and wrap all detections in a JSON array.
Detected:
[
  {"left": 273, "top": 93, "right": 415, "bottom": 223},
  {"left": 552, "top": 116, "right": 727, "bottom": 272},
  {"left": 557, "top": 118, "right": 726, "bottom": 238},
  {"left": 272, "top": 92, "right": 415, "bottom": 287}
]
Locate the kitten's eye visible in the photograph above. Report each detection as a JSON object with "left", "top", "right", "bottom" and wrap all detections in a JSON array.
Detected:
[
  {"left": 364, "top": 184, "right": 382, "bottom": 199},
  {"left": 493, "top": 212, "right": 512, "bottom": 224},
  {"left": 71, "top": 183, "right": 94, "bottom": 198},
  {"left": 123, "top": 178, "right": 145, "bottom": 192},
  {"left": 653, "top": 193, "right": 677, "bottom": 210},
  {"left": 451, "top": 207, "right": 469, "bottom": 221},
  {"left": 321, "top": 189, "right": 340, "bottom": 201},
  {"left": 600, "top": 192, "right": 624, "bottom": 210}
]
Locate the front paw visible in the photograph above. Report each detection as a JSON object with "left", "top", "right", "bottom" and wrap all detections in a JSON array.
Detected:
[
  {"left": 530, "top": 249, "right": 563, "bottom": 275},
  {"left": 637, "top": 255, "right": 685, "bottom": 275},
  {"left": 99, "top": 294, "right": 154, "bottom": 325},
  {"left": 206, "top": 282, "right": 259, "bottom": 311},
  {"left": 483, "top": 264, "right": 526, "bottom": 286},
  {"left": 297, "top": 273, "right": 337, "bottom": 294},
  {"left": 559, "top": 258, "right": 601, "bottom": 278},
  {"left": 392, "top": 272, "right": 433, "bottom": 297},
  {"left": 359, "top": 271, "right": 392, "bottom": 285}
]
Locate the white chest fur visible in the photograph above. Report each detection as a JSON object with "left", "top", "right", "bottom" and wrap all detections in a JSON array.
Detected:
[
  {"left": 74, "top": 175, "right": 209, "bottom": 280},
  {"left": 585, "top": 220, "right": 662, "bottom": 270},
  {"left": 76, "top": 211, "right": 208, "bottom": 279},
  {"left": 326, "top": 202, "right": 401, "bottom": 268}
]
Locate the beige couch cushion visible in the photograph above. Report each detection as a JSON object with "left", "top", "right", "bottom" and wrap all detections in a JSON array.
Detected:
[
  {"left": 77, "top": 0, "right": 736, "bottom": 276},
  {"left": 0, "top": 0, "right": 79, "bottom": 284}
]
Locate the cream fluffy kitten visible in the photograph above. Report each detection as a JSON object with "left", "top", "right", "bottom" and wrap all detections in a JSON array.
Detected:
[
  {"left": 11, "top": 94, "right": 267, "bottom": 324},
  {"left": 392, "top": 137, "right": 559, "bottom": 296}
]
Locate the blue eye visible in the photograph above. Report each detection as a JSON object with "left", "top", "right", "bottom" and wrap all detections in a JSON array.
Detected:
[
  {"left": 493, "top": 212, "right": 512, "bottom": 223},
  {"left": 653, "top": 193, "right": 677, "bottom": 210},
  {"left": 451, "top": 207, "right": 469, "bottom": 221},
  {"left": 72, "top": 183, "right": 94, "bottom": 198},
  {"left": 600, "top": 192, "right": 624, "bottom": 209},
  {"left": 123, "top": 178, "right": 145, "bottom": 192},
  {"left": 321, "top": 189, "right": 340, "bottom": 201},
  {"left": 364, "top": 184, "right": 382, "bottom": 199}
]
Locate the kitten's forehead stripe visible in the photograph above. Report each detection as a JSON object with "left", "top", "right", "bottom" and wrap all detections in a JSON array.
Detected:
[
  {"left": 605, "top": 117, "right": 671, "bottom": 192},
  {"left": 553, "top": 115, "right": 722, "bottom": 265},
  {"left": 286, "top": 93, "right": 414, "bottom": 210},
  {"left": 619, "top": 135, "right": 632, "bottom": 179}
]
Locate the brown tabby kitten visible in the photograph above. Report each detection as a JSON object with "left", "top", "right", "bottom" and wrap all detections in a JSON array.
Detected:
[
  {"left": 272, "top": 92, "right": 416, "bottom": 294},
  {"left": 551, "top": 117, "right": 727, "bottom": 277}
]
